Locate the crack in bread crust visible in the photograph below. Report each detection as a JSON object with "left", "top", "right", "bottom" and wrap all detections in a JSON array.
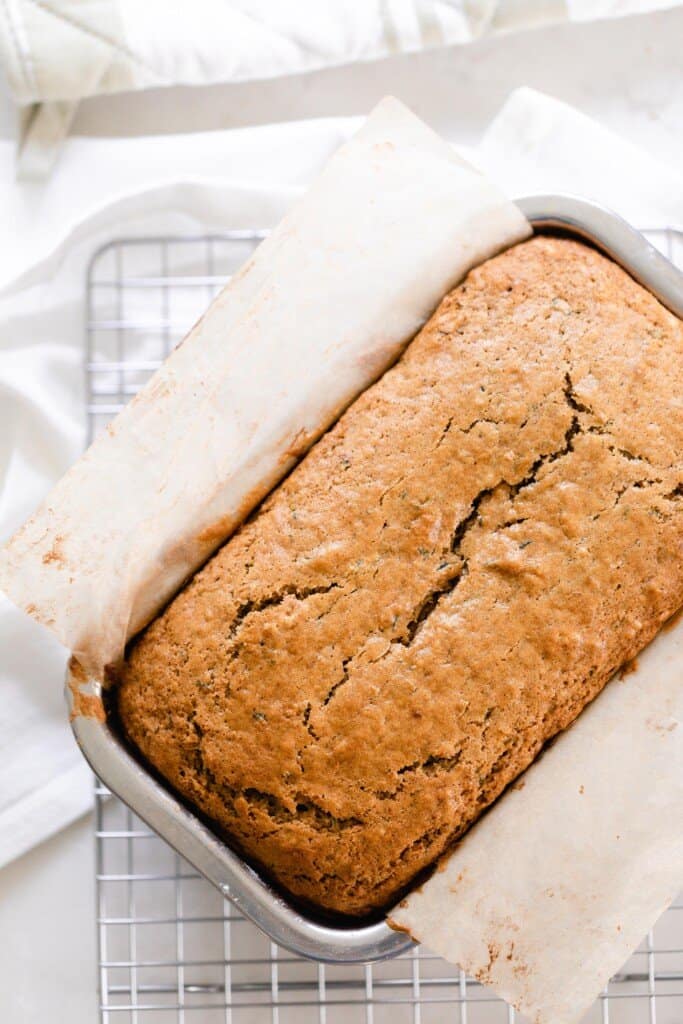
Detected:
[{"left": 117, "top": 236, "right": 683, "bottom": 917}]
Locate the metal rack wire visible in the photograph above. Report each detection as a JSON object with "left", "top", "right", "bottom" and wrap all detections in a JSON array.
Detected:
[{"left": 87, "top": 229, "right": 683, "bottom": 1024}]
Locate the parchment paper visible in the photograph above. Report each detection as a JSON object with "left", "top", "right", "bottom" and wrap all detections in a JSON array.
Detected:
[
  {"left": 0, "top": 97, "right": 529, "bottom": 677},
  {"left": 390, "top": 618, "right": 683, "bottom": 1022}
]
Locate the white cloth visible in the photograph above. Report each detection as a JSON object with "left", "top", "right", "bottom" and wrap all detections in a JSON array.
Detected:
[
  {"left": 477, "top": 87, "right": 683, "bottom": 227},
  {"left": 0, "top": 87, "right": 682, "bottom": 873},
  {"left": 1, "top": 0, "right": 679, "bottom": 106},
  {"left": 1, "top": 0, "right": 682, "bottom": 173}
]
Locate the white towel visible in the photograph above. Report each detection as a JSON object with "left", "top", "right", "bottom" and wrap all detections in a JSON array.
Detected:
[
  {"left": 1, "top": 0, "right": 679, "bottom": 106},
  {"left": 0, "top": 87, "right": 682, "bottom": 872},
  {"left": 1, "top": 0, "right": 682, "bottom": 173}
]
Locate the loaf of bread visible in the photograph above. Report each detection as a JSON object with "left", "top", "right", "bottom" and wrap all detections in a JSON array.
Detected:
[{"left": 117, "top": 236, "right": 683, "bottom": 917}]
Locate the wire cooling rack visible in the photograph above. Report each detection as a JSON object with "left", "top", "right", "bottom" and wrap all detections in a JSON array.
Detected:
[{"left": 86, "top": 229, "right": 683, "bottom": 1024}]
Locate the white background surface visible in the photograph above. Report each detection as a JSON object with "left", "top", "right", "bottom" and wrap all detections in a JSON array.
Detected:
[{"left": 0, "top": 7, "right": 682, "bottom": 1022}]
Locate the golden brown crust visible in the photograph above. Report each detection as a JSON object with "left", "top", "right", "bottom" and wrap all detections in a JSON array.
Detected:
[{"left": 117, "top": 237, "right": 683, "bottom": 916}]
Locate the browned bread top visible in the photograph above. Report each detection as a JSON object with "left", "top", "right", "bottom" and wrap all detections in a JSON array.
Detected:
[{"left": 117, "top": 236, "right": 683, "bottom": 916}]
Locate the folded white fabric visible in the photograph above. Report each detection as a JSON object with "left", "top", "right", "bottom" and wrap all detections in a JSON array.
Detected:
[
  {"left": 478, "top": 87, "right": 683, "bottom": 226},
  {"left": 1, "top": 0, "right": 682, "bottom": 173},
  {"left": 1, "top": 0, "right": 681, "bottom": 107},
  {"left": 0, "top": 86, "right": 681, "bottom": 879}
]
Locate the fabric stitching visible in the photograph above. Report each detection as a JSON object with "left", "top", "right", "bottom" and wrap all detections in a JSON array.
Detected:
[
  {"left": 0, "top": 0, "right": 34, "bottom": 97},
  {"left": 24, "top": 0, "right": 170, "bottom": 85},
  {"left": 12, "top": 0, "right": 39, "bottom": 93}
]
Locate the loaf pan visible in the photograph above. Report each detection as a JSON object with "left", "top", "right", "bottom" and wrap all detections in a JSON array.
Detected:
[{"left": 68, "top": 194, "right": 683, "bottom": 964}]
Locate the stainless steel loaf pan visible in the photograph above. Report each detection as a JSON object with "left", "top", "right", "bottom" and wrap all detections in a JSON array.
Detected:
[{"left": 68, "top": 194, "right": 683, "bottom": 965}]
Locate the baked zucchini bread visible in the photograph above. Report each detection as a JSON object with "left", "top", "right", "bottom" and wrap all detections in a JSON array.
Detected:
[{"left": 117, "top": 236, "right": 683, "bottom": 917}]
